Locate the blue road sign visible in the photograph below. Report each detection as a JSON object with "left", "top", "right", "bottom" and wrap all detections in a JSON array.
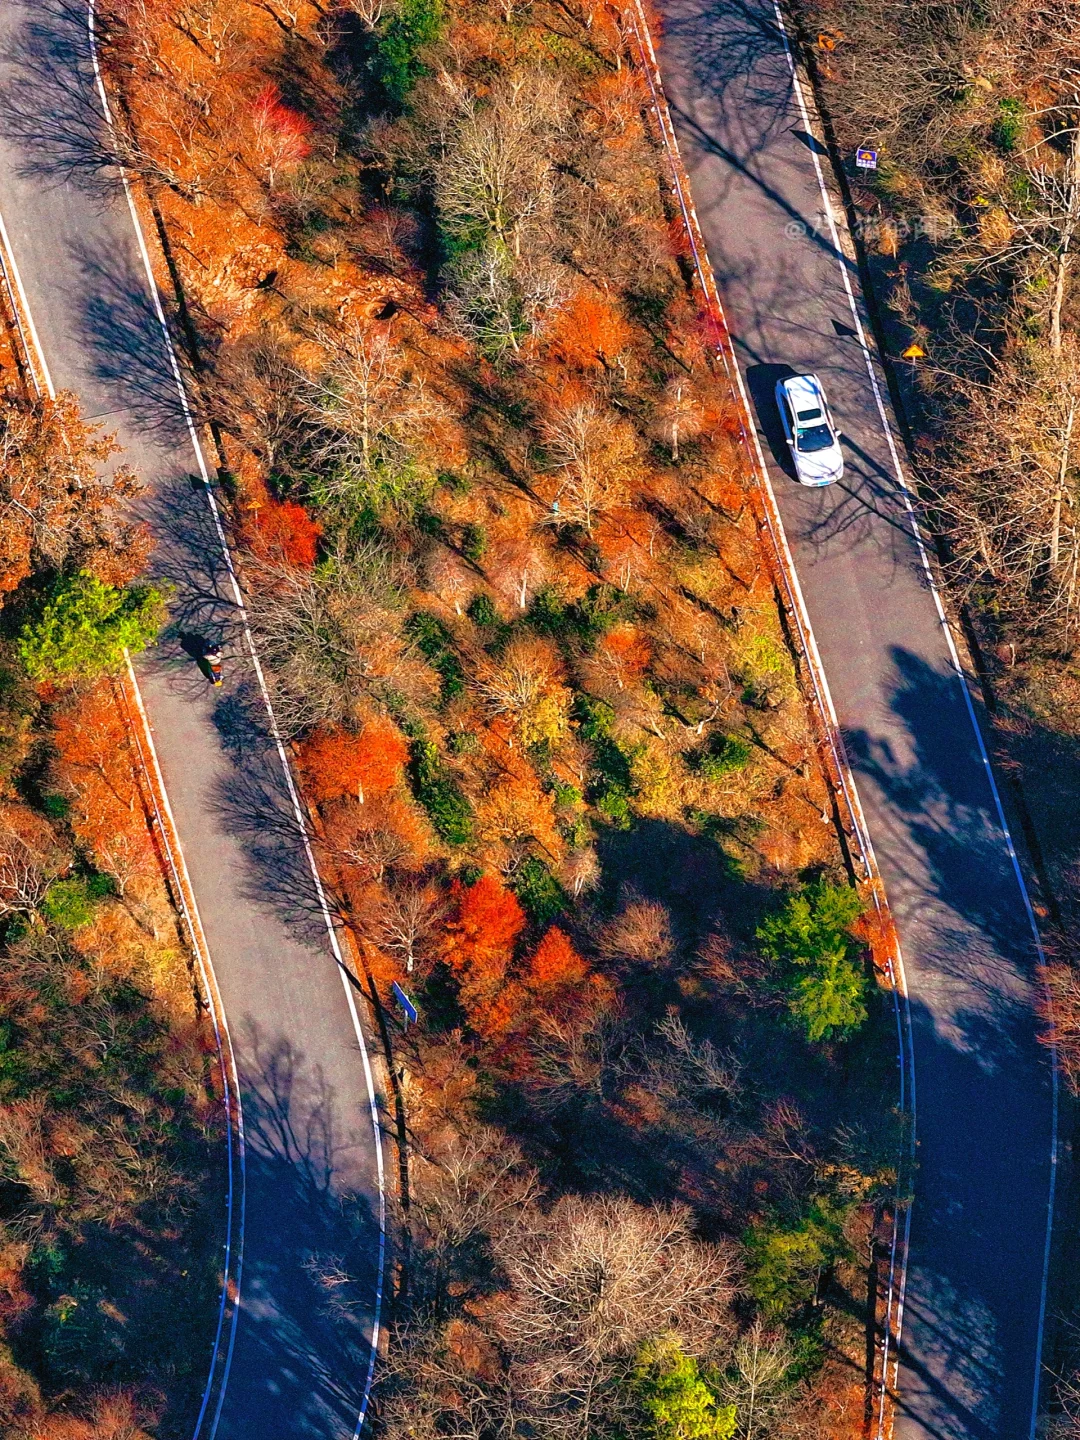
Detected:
[
  {"left": 392, "top": 981, "right": 418, "bottom": 1025},
  {"left": 855, "top": 148, "right": 878, "bottom": 170}
]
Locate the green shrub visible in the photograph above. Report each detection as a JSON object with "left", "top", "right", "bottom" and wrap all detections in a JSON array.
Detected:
[
  {"left": 409, "top": 739, "right": 473, "bottom": 844},
  {"left": 468, "top": 591, "right": 497, "bottom": 627},
  {"left": 632, "top": 1335, "right": 736, "bottom": 1440},
  {"left": 42, "top": 1280, "right": 125, "bottom": 1385},
  {"left": 511, "top": 855, "right": 566, "bottom": 923},
  {"left": 461, "top": 522, "right": 487, "bottom": 563},
  {"left": 695, "top": 732, "right": 752, "bottom": 780},
  {"left": 18, "top": 572, "right": 165, "bottom": 682},
  {"left": 573, "top": 695, "right": 634, "bottom": 828},
  {"left": 757, "top": 880, "right": 866, "bottom": 1043},
  {"left": 786, "top": 950, "right": 868, "bottom": 1044},
  {"left": 595, "top": 785, "right": 632, "bottom": 828},
  {"left": 375, "top": 0, "right": 445, "bottom": 104},
  {"left": 406, "top": 611, "right": 465, "bottom": 702},
  {"left": 991, "top": 97, "right": 1024, "bottom": 152},
  {"left": 42, "top": 875, "right": 111, "bottom": 931},
  {"left": 528, "top": 585, "right": 570, "bottom": 637},
  {"left": 573, "top": 583, "right": 636, "bottom": 643},
  {"left": 447, "top": 729, "right": 478, "bottom": 756},
  {"left": 415, "top": 508, "right": 445, "bottom": 539},
  {"left": 572, "top": 690, "right": 616, "bottom": 742},
  {"left": 528, "top": 585, "right": 637, "bottom": 647},
  {"left": 745, "top": 1200, "right": 850, "bottom": 1318},
  {"left": 322, "top": 455, "right": 436, "bottom": 520}
]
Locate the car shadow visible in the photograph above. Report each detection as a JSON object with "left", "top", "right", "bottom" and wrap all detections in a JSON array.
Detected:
[{"left": 744, "top": 360, "right": 797, "bottom": 476}]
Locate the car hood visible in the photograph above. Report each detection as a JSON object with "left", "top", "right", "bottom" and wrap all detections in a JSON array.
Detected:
[{"left": 795, "top": 442, "right": 843, "bottom": 486}]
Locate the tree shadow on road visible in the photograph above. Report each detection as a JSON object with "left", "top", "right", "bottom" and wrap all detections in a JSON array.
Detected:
[
  {"left": 69, "top": 232, "right": 201, "bottom": 444},
  {"left": 215, "top": 1019, "right": 385, "bottom": 1440},
  {"left": 838, "top": 645, "right": 1053, "bottom": 1440},
  {"left": 0, "top": 0, "right": 121, "bottom": 195}
]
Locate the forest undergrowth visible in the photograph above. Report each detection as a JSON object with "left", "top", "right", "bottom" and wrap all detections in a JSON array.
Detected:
[{"left": 91, "top": 0, "right": 907, "bottom": 1434}]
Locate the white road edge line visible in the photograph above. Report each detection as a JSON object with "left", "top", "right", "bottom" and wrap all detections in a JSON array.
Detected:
[
  {"left": 0, "top": 203, "right": 55, "bottom": 399},
  {"left": 771, "top": 6, "right": 1059, "bottom": 1435},
  {"left": 0, "top": 190, "right": 247, "bottom": 1436},
  {"left": 84, "top": 4, "right": 388, "bottom": 1433},
  {"left": 120, "top": 659, "right": 247, "bottom": 1440}
]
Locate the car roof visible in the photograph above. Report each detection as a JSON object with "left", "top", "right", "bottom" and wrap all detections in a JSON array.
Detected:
[{"left": 780, "top": 373, "right": 823, "bottom": 407}]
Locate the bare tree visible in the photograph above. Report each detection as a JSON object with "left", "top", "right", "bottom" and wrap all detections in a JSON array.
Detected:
[
  {"left": 0, "top": 1097, "right": 62, "bottom": 1209},
  {"left": 650, "top": 1014, "right": 743, "bottom": 1104},
  {"left": 926, "top": 336, "right": 1080, "bottom": 640},
  {"left": 210, "top": 332, "right": 306, "bottom": 477},
  {"left": 525, "top": 1008, "right": 625, "bottom": 1117},
  {"left": 495, "top": 1193, "right": 737, "bottom": 1364},
  {"left": 302, "top": 323, "right": 450, "bottom": 507},
  {"left": 403, "top": 67, "right": 574, "bottom": 355},
  {"left": 434, "top": 70, "right": 564, "bottom": 261},
  {"left": 542, "top": 400, "right": 639, "bottom": 534},
  {"left": 597, "top": 894, "right": 675, "bottom": 967},
  {"left": 246, "top": 538, "right": 437, "bottom": 732},
  {"left": 560, "top": 846, "right": 601, "bottom": 898},
  {"left": 0, "top": 823, "right": 64, "bottom": 924},
  {"left": 654, "top": 378, "right": 706, "bottom": 463},
  {"left": 413, "top": 1127, "right": 540, "bottom": 1254},
  {"left": 337, "top": 817, "right": 416, "bottom": 884},
  {"left": 823, "top": 0, "right": 1004, "bottom": 169},
  {"left": 476, "top": 635, "right": 569, "bottom": 747},
  {"left": 716, "top": 1321, "right": 797, "bottom": 1440},
  {"left": 366, "top": 877, "right": 444, "bottom": 974}
]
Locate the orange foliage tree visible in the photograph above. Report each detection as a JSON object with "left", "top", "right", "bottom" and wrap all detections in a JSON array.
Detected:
[
  {"left": 546, "top": 288, "right": 633, "bottom": 371},
  {"left": 296, "top": 718, "right": 409, "bottom": 805},
  {"left": 0, "top": 390, "right": 147, "bottom": 597},
  {"left": 594, "top": 623, "right": 651, "bottom": 691},
  {"left": 444, "top": 872, "right": 526, "bottom": 976},
  {"left": 326, "top": 793, "right": 431, "bottom": 888},
  {"left": 524, "top": 926, "right": 588, "bottom": 991},
  {"left": 243, "top": 496, "right": 322, "bottom": 568},
  {"left": 51, "top": 681, "right": 155, "bottom": 896}
]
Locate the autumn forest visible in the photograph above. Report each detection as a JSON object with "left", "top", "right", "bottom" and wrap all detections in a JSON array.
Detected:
[{"left": 0, "top": 0, "right": 901, "bottom": 1436}]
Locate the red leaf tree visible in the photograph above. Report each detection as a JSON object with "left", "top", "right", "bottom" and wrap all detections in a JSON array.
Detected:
[
  {"left": 443, "top": 874, "right": 527, "bottom": 1035},
  {"left": 244, "top": 498, "right": 322, "bottom": 569}
]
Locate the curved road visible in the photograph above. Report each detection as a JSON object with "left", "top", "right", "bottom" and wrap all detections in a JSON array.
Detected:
[
  {"left": 0, "top": 2, "right": 387, "bottom": 1436},
  {"left": 653, "top": 2, "right": 1057, "bottom": 1437}
]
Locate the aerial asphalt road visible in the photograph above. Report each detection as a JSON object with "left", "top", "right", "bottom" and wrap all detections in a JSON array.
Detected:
[
  {"left": 653, "top": 2, "right": 1057, "bottom": 1436},
  {"left": 0, "top": 3, "right": 386, "bottom": 1436}
]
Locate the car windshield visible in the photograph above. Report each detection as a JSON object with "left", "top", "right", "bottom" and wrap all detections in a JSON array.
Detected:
[{"left": 796, "top": 424, "right": 834, "bottom": 453}]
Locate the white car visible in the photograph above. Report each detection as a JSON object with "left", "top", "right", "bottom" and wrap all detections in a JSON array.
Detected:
[{"left": 774, "top": 373, "right": 844, "bottom": 486}]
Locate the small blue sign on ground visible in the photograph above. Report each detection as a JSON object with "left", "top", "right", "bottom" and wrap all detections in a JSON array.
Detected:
[
  {"left": 391, "top": 981, "right": 418, "bottom": 1025},
  {"left": 856, "top": 148, "right": 878, "bottom": 169}
]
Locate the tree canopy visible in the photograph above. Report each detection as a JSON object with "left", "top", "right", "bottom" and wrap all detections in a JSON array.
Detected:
[{"left": 17, "top": 571, "right": 165, "bottom": 682}]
